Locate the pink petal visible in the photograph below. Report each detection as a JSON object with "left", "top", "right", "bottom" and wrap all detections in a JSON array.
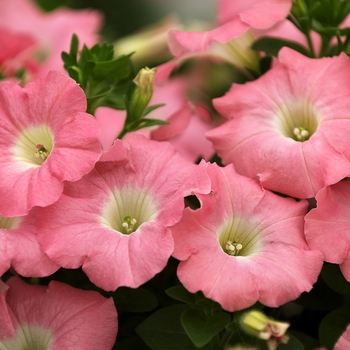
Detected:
[
  {"left": 172, "top": 163, "right": 323, "bottom": 311},
  {"left": 218, "top": 0, "right": 291, "bottom": 27},
  {"left": 305, "top": 181, "right": 350, "bottom": 281},
  {"left": 3, "top": 277, "right": 118, "bottom": 349}
]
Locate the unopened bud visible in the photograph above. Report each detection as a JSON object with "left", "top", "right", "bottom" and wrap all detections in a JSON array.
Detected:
[
  {"left": 133, "top": 67, "right": 156, "bottom": 98},
  {"left": 127, "top": 67, "right": 156, "bottom": 122},
  {"left": 240, "top": 311, "right": 290, "bottom": 350}
]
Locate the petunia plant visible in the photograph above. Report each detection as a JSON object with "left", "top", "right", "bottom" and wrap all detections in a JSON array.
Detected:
[{"left": 2, "top": 0, "right": 350, "bottom": 349}]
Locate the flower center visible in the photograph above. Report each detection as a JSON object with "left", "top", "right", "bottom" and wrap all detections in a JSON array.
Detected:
[
  {"left": 217, "top": 217, "right": 262, "bottom": 256},
  {"left": 100, "top": 188, "right": 158, "bottom": 235},
  {"left": 211, "top": 30, "right": 260, "bottom": 73},
  {"left": 225, "top": 240, "right": 243, "bottom": 256},
  {"left": 0, "top": 324, "right": 53, "bottom": 350},
  {"left": 12, "top": 124, "right": 54, "bottom": 168},
  {"left": 0, "top": 215, "right": 22, "bottom": 230},
  {"left": 122, "top": 216, "right": 137, "bottom": 234},
  {"left": 35, "top": 144, "right": 49, "bottom": 161},
  {"left": 273, "top": 100, "right": 320, "bottom": 142}
]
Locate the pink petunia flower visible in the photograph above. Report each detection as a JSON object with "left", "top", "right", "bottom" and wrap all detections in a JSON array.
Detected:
[
  {"left": 0, "top": 26, "right": 38, "bottom": 78},
  {"left": 171, "top": 162, "right": 323, "bottom": 312},
  {"left": 0, "top": 276, "right": 118, "bottom": 349},
  {"left": 217, "top": 0, "right": 292, "bottom": 28},
  {"left": 0, "top": 70, "right": 102, "bottom": 216},
  {"left": 156, "top": 0, "right": 291, "bottom": 80},
  {"left": 0, "top": 0, "right": 102, "bottom": 80},
  {"left": 37, "top": 134, "right": 211, "bottom": 291},
  {"left": 305, "top": 180, "right": 350, "bottom": 281},
  {"left": 0, "top": 208, "right": 59, "bottom": 278},
  {"left": 335, "top": 324, "right": 350, "bottom": 350},
  {"left": 207, "top": 48, "right": 350, "bottom": 199}
]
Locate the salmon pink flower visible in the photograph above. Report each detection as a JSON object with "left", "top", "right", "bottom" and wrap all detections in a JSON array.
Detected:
[
  {"left": 0, "top": 0, "right": 102, "bottom": 79},
  {"left": 207, "top": 48, "right": 350, "bottom": 198},
  {"left": 157, "top": 0, "right": 291, "bottom": 79},
  {"left": 335, "top": 324, "right": 350, "bottom": 350},
  {"left": 37, "top": 134, "right": 211, "bottom": 291},
  {"left": 171, "top": 162, "right": 323, "bottom": 312},
  {"left": 305, "top": 180, "right": 350, "bottom": 281},
  {"left": 0, "top": 208, "right": 58, "bottom": 278},
  {"left": 0, "top": 71, "right": 102, "bottom": 216},
  {"left": 0, "top": 276, "right": 118, "bottom": 349},
  {"left": 0, "top": 26, "right": 37, "bottom": 78}
]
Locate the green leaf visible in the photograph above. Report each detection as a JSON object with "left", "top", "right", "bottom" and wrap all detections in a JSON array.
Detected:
[
  {"left": 81, "top": 61, "right": 96, "bottom": 89},
  {"left": 91, "top": 42, "right": 115, "bottom": 61},
  {"left": 143, "top": 103, "right": 166, "bottom": 117},
  {"left": 61, "top": 51, "right": 74, "bottom": 68},
  {"left": 165, "top": 286, "right": 197, "bottom": 305},
  {"left": 321, "top": 263, "right": 350, "bottom": 295},
  {"left": 319, "top": 308, "right": 350, "bottom": 350},
  {"left": 87, "top": 86, "right": 113, "bottom": 101},
  {"left": 113, "top": 287, "right": 158, "bottom": 313},
  {"left": 136, "top": 304, "right": 198, "bottom": 350},
  {"left": 67, "top": 66, "right": 80, "bottom": 83},
  {"left": 132, "top": 118, "right": 169, "bottom": 130},
  {"left": 181, "top": 309, "right": 231, "bottom": 348},
  {"left": 252, "top": 37, "right": 311, "bottom": 57},
  {"left": 289, "top": 330, "right": 319, "bottom": 349},
  {"left": 69, "top": 34, "right": 79, "bottom": 63},
  {"left": 93, "top": 55, "right": 133, "bottom": 81}
]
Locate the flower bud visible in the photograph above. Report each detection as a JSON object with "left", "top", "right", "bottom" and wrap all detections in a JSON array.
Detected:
[
  {"left": 133, "top": 67, "right": 156, "bottom": 100},
  {"left": 240, "top": 311, "right": 290, "bottom": 350},
  {"left": 127, "top": 67, "right": 156, "bottom": 122}
]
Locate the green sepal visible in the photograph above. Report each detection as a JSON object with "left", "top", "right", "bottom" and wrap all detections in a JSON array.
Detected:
[
  {"left": 143, "top": 103, "right": 166, "bottom": 117},
  {"left": 131, "top": 118, "right": 169, "bottom": 130}
]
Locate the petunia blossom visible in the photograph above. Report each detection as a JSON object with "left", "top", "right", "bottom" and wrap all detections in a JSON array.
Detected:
[
  {"left": 207, "top": 48, "right": 350, "bottom": 199},
  {"left": 0, "top": 0, "right": 102, "bottom": 80},
  {"left": 156, "top": 0, "right": 291, "bottom": 80},
  {"left": 171, "top": 162, "right": 323, "bottom": 312},
  {"left": 335, "top": 324, "right": 350, "bottom": 350},
  {"left": 0, "top": 276, "right": 118, "bottom": 349},
  {"left": 0, "top": 26, "right": 38, "bottom": 78},
  {"left": 305, "top": 180, "right": 350, "bottom": 281},
  {"left": 0, "top": 70, "right": 102, "bottom": 216},
  {"left": 37, "top": 134, "right": 211, "bottom": 291},
  {"left": 0, "top": 208, "right": 59, "bottom": 278}
]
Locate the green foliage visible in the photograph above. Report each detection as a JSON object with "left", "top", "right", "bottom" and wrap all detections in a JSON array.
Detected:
[
  {"left": 136, "top": 304, "right": 201, "bottom": 350},
  {"left": 290, "top": 0, "right": 350, "bottom": 56},
  {"left": 252, "top": 37, "right": 312, "bottom": 57},
  {"left": 113, "top": 287, "right": 158, "bottom": 313},
  {"left": 181, "top": 309, "right": 231, "bottom": 348},
  {"left": 62, "top": 34, "right": 134, "bottom": 115},
  {"left": 62, "top": 34, "right": 168, "bottom": 137},
  {"left": 319, "top": 308, "right": 350, "bottom": 349},
  {"left": 321, "top": 263, "right": 350, "bottom": 295}
]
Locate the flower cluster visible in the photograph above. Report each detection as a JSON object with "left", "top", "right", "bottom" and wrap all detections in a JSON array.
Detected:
[{"left": 1, "top": 0, "right": 350, "bottom": 349}]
